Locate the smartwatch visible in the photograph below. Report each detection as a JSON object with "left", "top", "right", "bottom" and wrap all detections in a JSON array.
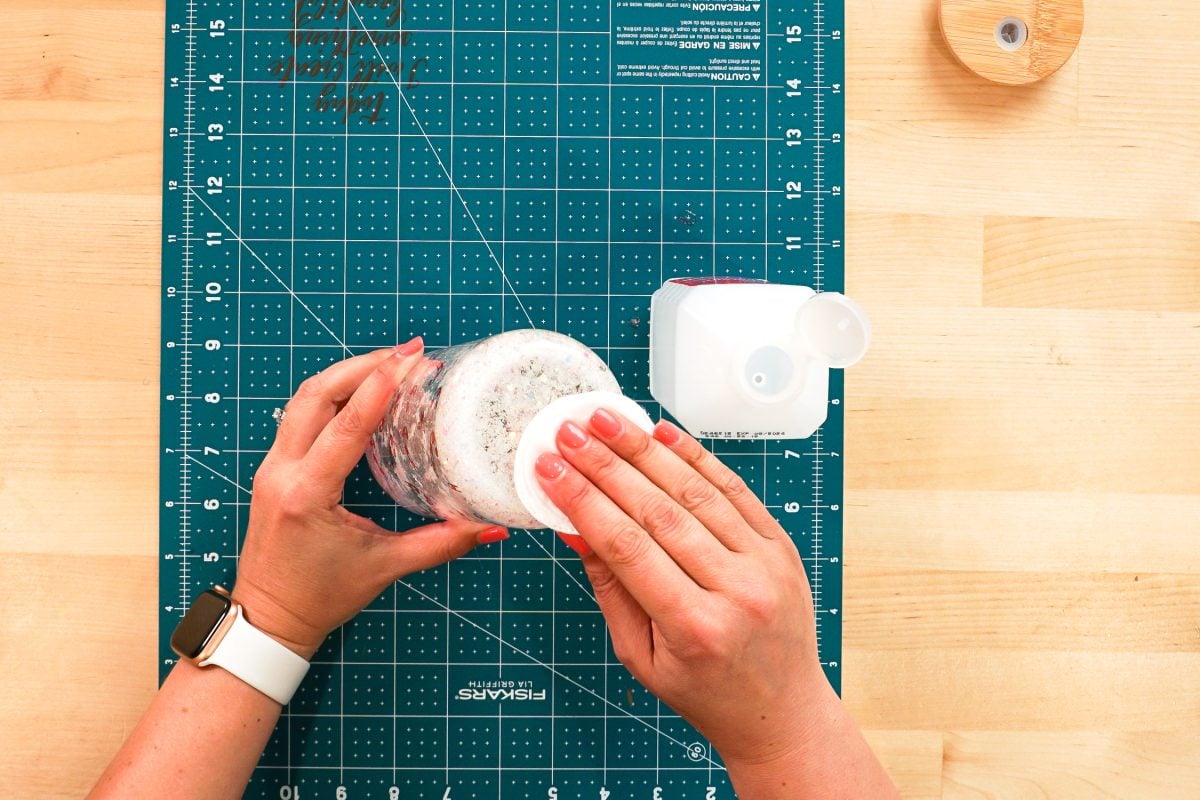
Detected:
[{"left": 170, "top": 586, "right": 310, "bottom": 705}]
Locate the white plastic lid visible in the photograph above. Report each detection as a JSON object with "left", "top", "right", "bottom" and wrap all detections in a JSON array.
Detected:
[
  {"left": 513, "top": 391, "right": 656, "bottom": 534},
  {"left": 795, "top": 292, "right": 871, "bottom": 368}
]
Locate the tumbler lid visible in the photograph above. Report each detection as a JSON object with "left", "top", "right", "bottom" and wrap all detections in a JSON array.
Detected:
[{"left": 513, "top": 391, "right": 656, "bottom": 535}]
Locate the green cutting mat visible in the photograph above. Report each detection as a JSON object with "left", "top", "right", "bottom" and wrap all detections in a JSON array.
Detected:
[{"left": 159, "top": 0, "right": 845, "bottom": 796}]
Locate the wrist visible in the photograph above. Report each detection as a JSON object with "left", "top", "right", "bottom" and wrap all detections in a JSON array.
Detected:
[
  {"left": 722, "top": 682, "right": 859, "bottom": 799},
  {"left": 230, "top": 583, "right": 325, "bottom": 660},
  {"left": 721, "top": 675, "right": 841, "bottom": 770},
  {"left": 722, "top": 680, "right": 899, "bottom": 800}
]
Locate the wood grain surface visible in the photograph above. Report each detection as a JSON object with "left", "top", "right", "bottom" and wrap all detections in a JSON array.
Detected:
[{"left": 2, "top": 1, "right": 1198, "bottom": 797}]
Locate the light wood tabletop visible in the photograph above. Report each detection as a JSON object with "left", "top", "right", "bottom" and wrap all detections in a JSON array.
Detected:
[{"left": 2, "top": 0, "right": 1197, "bottom": 797}]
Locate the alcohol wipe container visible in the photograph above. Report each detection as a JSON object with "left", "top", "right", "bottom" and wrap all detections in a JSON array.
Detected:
[{"left": 649, "top": 279, "right": 870, "bottom": 440}]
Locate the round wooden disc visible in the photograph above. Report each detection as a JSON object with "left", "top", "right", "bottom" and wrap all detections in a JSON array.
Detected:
[{"left": 940, "top": 0, "right": 1084, "bottom": 85}]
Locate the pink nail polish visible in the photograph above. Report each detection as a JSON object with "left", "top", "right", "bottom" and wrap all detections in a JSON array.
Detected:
[
  {"left": 535, "top": 453, "right": 567, "bottom": 480},
  {"left": 395, "top": 336, "right": 423, "bottom": 356},
  {"left": 653, "top": 420, "right": 681, "bottom": 445},
  {"left": 590, "top": 408, "right": 622, "bottom": 438},
  {"left": 556, "top": 531, "right": 592, "bottom": 557},
  {"left": 559, "top": 421, "right": 589, "bottom": 449},
  {"left": 478, "top": 526, "right": 510, "bottom": 544}
]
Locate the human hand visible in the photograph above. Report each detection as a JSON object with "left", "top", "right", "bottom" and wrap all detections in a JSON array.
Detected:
[
  {"left": 535, "top": 411, "right": 834, "bottom": 767},
  {"left": 233, "top": 339, "right": 505, "bottom": 657}
]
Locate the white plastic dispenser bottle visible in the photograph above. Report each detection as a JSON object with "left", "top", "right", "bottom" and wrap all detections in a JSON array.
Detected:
[{"left": 649, "top": 279, "right": 870, "bottom": 440}]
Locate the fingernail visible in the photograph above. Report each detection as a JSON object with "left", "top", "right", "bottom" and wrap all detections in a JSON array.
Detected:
[
  {"left": 590, "top": 408, "right": 622, "bottom": 439},
  {"left": 478, "top": 526, "right": 510, "bottom": 544},
  {"left": 535, "top": 453, "right": 567, "bottom": 480},
  {"left": 556, "top": 531, "right": 592, "bottom": 557},
  {"left": 395, "top": 336, "right": 423, "bottom": 356},
  {"left": 653, "top": 420, "right": 681, "bottom": 445},
  {"left": 559, "top": 421, "right": 589, "bottom": 449}
]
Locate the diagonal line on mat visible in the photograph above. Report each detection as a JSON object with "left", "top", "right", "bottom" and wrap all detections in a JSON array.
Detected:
[
  {"left": 398, "top": 578, "right": 724, "bottom": 770},
  {"left": 185, "top": 454, "right": 251, "bottom": 495},
  {"left": 344, "top": 0, "right": 537, "bottom": 331},
  {"left": 181, "top": 449, "right": 717, "bottom": 765},
  {"left": 189, "top": 189, "right": 355, "bottom": 356},
  {"left": 521, "top": 529, "right": 597, "bottom": 603}
]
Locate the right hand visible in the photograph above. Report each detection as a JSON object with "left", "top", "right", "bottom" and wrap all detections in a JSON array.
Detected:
[{"left": 535, "top": 411, "right": 837, "bottom": 767}]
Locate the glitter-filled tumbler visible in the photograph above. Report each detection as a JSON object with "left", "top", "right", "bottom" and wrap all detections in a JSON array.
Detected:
[{"left": 367, "top": 329, "right": 634, "bottom": 529}]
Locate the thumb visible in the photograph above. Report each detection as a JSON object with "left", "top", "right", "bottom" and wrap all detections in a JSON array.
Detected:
[{"left": 382, "top": 518, "right": 504, "bottom": 579}]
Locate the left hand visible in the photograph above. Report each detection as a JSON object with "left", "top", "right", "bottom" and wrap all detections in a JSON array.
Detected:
[{"left": 232, "top": 339, "right": 504, "bottom": 657}]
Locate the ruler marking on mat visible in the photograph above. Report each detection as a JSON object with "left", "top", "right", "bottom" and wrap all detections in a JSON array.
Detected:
[{"left": 175, "top": 0, "right": 198, "bottom": 617}]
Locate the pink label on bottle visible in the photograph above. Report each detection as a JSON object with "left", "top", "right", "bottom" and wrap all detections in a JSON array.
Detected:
[{"left": 668, "top": 277, "right": 769, "bottom": 287}]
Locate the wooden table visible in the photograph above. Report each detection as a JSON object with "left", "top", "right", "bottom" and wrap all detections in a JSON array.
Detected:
[{"left": 2, "top": 1, "right": 1197, "bottom": 796}]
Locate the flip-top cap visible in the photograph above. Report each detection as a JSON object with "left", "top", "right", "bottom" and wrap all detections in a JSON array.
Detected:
[{"left": 795, "top": 292, "right": 871, "bottom": 369}]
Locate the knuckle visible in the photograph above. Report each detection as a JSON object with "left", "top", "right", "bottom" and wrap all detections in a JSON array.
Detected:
[
  {"left": 677, "top": 613, "right": 731, "bottom": 659},
  {"left": 435, "top": 535, "right": 469, "bottom": 565},
  {"left": 641, "top": 495, "right": 687, "bottom": 535},
  {"left": 779, "top": 532, "right": 804, "bottom": 561},
  {"left": 607, "top": 523, "right": 652, "bottom": 569},
  {"left": 609, "top": 637, "right": 634, "bottom": 667},
  {"left": 330, "top": 402, "right": 366, "bottom": 439},
  {"left": 276, "top": 481, "right": 311, "bottom": 517},
  {"left": 622, "top": 428, "right": 657, "bottom": 463},
  {"left": 586, "top": 444, "right": 625, "bottom": 483},
  {"left": 677, "top": 475, "right": 720, "bottom": 513},
  {"left": 553, "top": 473, "right": 594, "bottom": 513},
  {"left": 676, "top": 435, "right": 707, "bottom": 466},
  {"left": 294, "top": 371, "right": 327, "bottom": 401},
  {"left": 610, "top": 639, "right": 650, "bottom": 679},
  {"left": 758, "top": 516, "right": 788, "bottom": 541},
  {"left": 252, "top": 459, "right": 276, "bottom": 486},
  {"left": 253, "top": 472, "right": 308, "bottom": 523},
  {"left": 741, "top": 584, "right": 781, "bottom": 622},
  {"left": 608, "top": 634, "right": 647, "bottom": 677},
  {"left": 720, "top": 468, "right": 750, "bottom": 499},
  {"left": 251, "top": 462, "right": 285, "bottom": 504},
  {"left": 584, "top": 561, "right": 623, "bottom": 598}
]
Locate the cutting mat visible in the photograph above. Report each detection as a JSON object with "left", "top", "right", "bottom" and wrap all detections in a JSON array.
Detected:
[{"left": 158, "top": 0, "right": 845, "bottom": 796}]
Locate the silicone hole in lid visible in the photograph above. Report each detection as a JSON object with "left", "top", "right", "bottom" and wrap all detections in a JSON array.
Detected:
[
  {"left": 513, "top": 391, "right": 656, "bottom": 535},
  {"left": 795, "top": 292, "right": 871, "bottom": 369}
]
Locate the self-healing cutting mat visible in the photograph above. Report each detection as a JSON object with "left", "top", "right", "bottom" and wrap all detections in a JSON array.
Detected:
[{"left": 159, "top": 0, "right": 845, "bottom": 796}]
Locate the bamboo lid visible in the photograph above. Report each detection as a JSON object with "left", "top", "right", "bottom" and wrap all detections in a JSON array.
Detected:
[{"left": 940, "top": 0, "right": 1084, "bottom": 85}]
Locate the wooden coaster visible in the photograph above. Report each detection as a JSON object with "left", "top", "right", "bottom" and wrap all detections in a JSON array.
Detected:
[{"left": 940, "top": 0, "right": 1085, "bottom": 85}]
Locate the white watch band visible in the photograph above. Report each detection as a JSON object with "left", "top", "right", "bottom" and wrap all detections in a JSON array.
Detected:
[{"left": 199, "top": 604, "right": 310, "bottom": 705}]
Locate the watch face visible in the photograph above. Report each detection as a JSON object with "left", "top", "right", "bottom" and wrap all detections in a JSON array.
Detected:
[{"left": 170, "top": 589, "right": 232, "bottom": 659}]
